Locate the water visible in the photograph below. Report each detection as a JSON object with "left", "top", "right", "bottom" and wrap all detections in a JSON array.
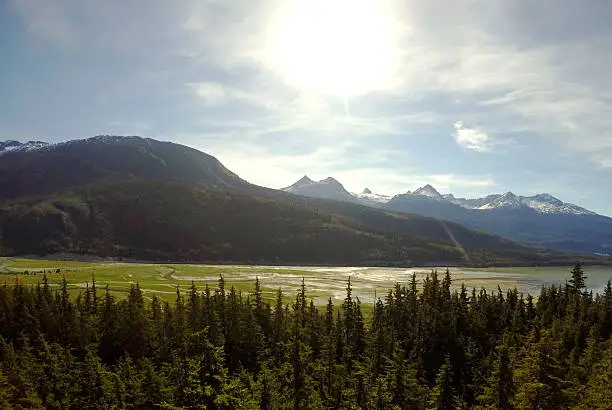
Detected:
[{"left": 174, "top": 265, "right": 612, "bottom": 305}]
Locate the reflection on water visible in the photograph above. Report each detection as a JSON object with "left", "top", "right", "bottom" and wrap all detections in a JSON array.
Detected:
[{"left": 174, "top": 265, "right": 612, "bottom": 305}]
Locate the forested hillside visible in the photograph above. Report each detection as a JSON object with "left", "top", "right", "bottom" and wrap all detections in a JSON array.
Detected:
[
  {"left": 2, "top": 136, "right": 609, "bottom": 266},
  {"left": 0, "top": 264, "right": 610, "bottom": 408},
  {"left": 0, "top": 180, "right": 576, "bottom": 266},
  {"left": 0, "top": 136, "right": 250, "bottom": 201}
]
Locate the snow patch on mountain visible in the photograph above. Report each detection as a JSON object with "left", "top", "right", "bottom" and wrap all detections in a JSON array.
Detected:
[
  {"left": 367, "top": 182, "right": 597, "bottom": 216},
  {"left": 284, "top": 175, "right": 315, "bottom": 193},
  {"left": 0, "top": 136, "right": 153, "bottom": 157},
  {"left": 394, "top": 184, "right": 595, "bottom": 216},
  {"left": 0, "top": 140, "right": 49, "bottom": 155},
  {"left": 354, "top": 188, "right": 391, "bottom": 203},
  {"left": 478, "top": 192, "right": 524, "bottom": 210},
  {"left": 471, "top": 192, "right": 595, "bottom": 215},
  {"left": 412, "top": 184, "right": 443, "bottom": 199}
]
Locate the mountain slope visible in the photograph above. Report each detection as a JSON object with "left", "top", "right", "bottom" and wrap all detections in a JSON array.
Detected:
[
  {"left": 354, "top": 188, "right": 391, "bottom": 205},
  {"left": 0, "top": 136, "right": 249, "bottom": 200},
  {"left": 412, "top": 184, "right": 444, "bottom": 199},
  {"left": 280, "top": 175, "right": 612, "bottom": 255},
  {"left": 385, "top": 188, "right": 612, "bottom": 255},
  {"left": 0, "top": 136, "right": 604, "bottom": 265},
  {"left": 0, "top": 179, "right": 556, "bottom": 265},
  {"left": 282, "top": 176, "right": 359, "bottom": 203}
]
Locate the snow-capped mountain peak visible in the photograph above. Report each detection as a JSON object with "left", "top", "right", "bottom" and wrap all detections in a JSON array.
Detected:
[
  {"left": 354, "top": 188, "right": 391, "bottom": 204},
  {"left": 521, "top": 194, "right": 594, "bottom": 215},
  {"left": 282, "top": 176, "right": 358, "bottom": 203},
  {"left": 283, "top": 175, "right": 314, "bottom": 192},
  {"left": 471, "top": 191, "right": 595, "bottom": 215},
  {"left": 413, "top": 184, "right": 443, "bottom": 199},
  {"left": 479, "top": 192, "right": 524, "bottom": 210},
  {"left": 530, "top": 193, "right": 563, "bottom": 206},
  {"left": 298, "top": 175, "right": 314, "bottom": 184},
  {"left": 321, "top": 177, "right": 342, "bottom": 186},
  {"left": 384, "top": 183, "right": 596, "bottom": 216}
]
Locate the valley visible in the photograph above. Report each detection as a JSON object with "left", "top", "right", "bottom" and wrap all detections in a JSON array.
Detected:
[
  {"left": 1, "top": 136, "right": 611, "bottom": 267},
  {"left": 3, "top": 257, "right": 611, "bottom": 306},
  {"left": 4, "top": 5, "right": 612, "bottom": 406}
]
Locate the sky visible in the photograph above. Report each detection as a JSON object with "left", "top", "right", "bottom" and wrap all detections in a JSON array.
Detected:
[{"left": 1, "top": 0, "right": 612, "bottom": 216}]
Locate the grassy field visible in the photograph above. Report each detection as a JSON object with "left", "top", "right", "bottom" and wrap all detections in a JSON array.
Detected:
[
  {"left": 1, "top": 258, "right": 611, "bottom": 307},
  {"left": 0, "top": 258, "right": 341, "bottom": 305}
]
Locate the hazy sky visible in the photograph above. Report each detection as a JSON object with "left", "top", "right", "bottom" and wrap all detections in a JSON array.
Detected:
[{"left": 2, "top": 0, "right": 612, "bottom": 215}]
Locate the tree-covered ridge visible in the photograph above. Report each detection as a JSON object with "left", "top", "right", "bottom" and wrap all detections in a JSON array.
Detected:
[
  {"left": 0, "top": 136, "right": 250, "bottom": 201},
  {"left": 1, "top": 180, "right": 580, "bottom": 266},
  {"left": 2, "top": 135, "right": 608, "bottom": 267},
  {"left": 0, "top": 264, "right": 611, "bottom": 409}
]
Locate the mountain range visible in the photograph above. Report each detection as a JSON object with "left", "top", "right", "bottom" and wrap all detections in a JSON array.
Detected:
[
  {"left": 1, "top": 135, "right": 579, "bottom": 266},
  {"left": 284, "top": 177, "right": 595, "bottom": 216},
  {"left": 0, "top": 136, "right": 610, "bottom": 265},
  {"left": 283, "top": 176, "right": 612, "bottom": 255}
]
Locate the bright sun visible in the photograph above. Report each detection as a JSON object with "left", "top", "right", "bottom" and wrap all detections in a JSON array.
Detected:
[{"left": 264, "top": 0, "right": 400, "bottom": 96}]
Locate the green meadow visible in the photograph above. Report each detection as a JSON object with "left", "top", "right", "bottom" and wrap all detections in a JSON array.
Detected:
[{"left": 1, "top": 257, "right": 611, "bottom": 306}]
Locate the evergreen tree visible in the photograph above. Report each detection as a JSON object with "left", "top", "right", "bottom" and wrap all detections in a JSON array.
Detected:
[
  {"left": 388, "top": 349, "right": 425, "bottom": 409},
  {"left": 568, "top": 262, "right": 587, "bottom": 294},
  {"left": 514, "top": 332, "right": 569, "bottom": 409},
  {"left": 477, "top": 345, "right": 515, "bottom": 409},
  {"left": 574, "top": 345, "right": 612, "bottom": 410},
  {"left": 0, "top": 368, "right": 13, "bottom": 409},
  {"left": 428, "top": 356, "right": 458, "bottom": 410},
  {"left": 0, "top": 263, "right": 609, "bottom": 409}
]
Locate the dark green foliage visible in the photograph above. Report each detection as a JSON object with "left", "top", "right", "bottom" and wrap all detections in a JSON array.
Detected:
[
  {"left": 0, "top": 178, "right": 568, "bottom": 266},
  {"left": 429, "top": 356, "right": 458, "bottom": 409},
  {"left": 0, "top": 135, "right": 249, "bottom": 201},
  {"left": 1, "top": 135, "right": 609, "bottom": 268},
  {"left": 569, "top": 262, "right": 587, "bottom": 294},
  {"left": 0, "top": 180, "right": 507, "bottom": 265},
  {"left": 0, "top": 267, "right": 611, "bottom": 408},
  {"left": 477, "top": 345, "right": 515, "bottom": 409}
]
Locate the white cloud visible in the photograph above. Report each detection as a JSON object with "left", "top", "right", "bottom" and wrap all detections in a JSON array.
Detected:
[
  {"left": 424, "top": 174, "right": 496, "bottom": 190},
  {"left": 9, "top": 0, "right": 612, "bottom": 179},
  {"left": 202, "top": 139, "right": 497, "bottom": 197},
  {"left": 333, "top": 169, "right": 496, "bottom": 197},
  {"left": 191, "top": 83, "right": 228, "bottom": 106},
  {"left": 453, "top": 121, "right": 491, "bottom": 152}
]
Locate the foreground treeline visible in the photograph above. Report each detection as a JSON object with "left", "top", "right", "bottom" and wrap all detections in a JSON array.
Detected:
[{"left": 0, "top": 265, "right": 611, "bottom": 409}]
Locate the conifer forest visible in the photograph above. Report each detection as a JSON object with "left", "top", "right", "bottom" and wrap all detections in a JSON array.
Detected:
[{"left": 0, "top": 263, "right": 611, "bottom": 409}]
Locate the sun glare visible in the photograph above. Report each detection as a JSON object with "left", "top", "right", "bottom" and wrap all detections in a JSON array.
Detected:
[{"left": 264, "top": 0, "right": 400, "bottom": 96}]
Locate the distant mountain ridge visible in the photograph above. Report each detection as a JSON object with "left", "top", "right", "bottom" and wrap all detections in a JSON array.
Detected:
[
  {"left": 394, "top": 187, "right": 595, "bottom": 216},
  {"left": 282, "top": 176, "right": 612, "bottom": 255},
  {"left": 282, "top": 176, "right": 597, "bottom": 217},
  {"left": 283, "top": 176, "right": 359, "bottom": 203},
  {"left": 2, "top": 137, "right": 610, "bottom": 261},
  {"left": 1, "top": 136, "right": 569, "bottom": 265}
]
